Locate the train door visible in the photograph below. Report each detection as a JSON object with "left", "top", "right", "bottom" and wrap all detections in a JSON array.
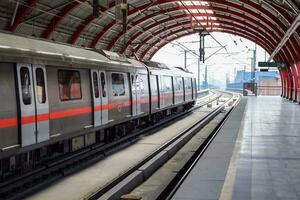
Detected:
[
  {"left": 91, "top": 70, "right": 108, "bottom": 127},
  {"left": 108, "top": 72, "right": 131, "bottom": 122},
  {"left": 182, "top": 77, "right": 185, "bottom": 101},
  {"left": 158, "top": 75, "right": 164, "bottom": 108},
  {"left": 91, "top": 70, "right": 101, "bottom": 127},
  {"left": 135, "top": 74, "right": 141, "bottom": 115},
  {"left": 17, "top": 64, "right": 49, "bottom": 147},
  {"left": 193, "top": 78, "right": 197, "bottom": 99},
  {"left": 130, "top": 73, "right": 137, "bottom": 116},
  {"left": 150, "top": 75, "right": 159, "bottom": 111},
  {"left": 130, "top": 73, "right": 141, "bottom": 116},
  {"left": 100, "top": 71, "right": 108, "bottom": 125},
  {"left": 191, "top": 78, "right": 194, "bottom": 100}
]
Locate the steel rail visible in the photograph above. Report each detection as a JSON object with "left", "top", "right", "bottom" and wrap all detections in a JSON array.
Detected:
[
  {"left": 161, "top": 95, "right": 240, "bottom": 200},
  {"left": 0, "top": 91, "right": 221, "bottom": 200},
  {"left": 87, "top": 91, "right": 236, "bottom": 200}
]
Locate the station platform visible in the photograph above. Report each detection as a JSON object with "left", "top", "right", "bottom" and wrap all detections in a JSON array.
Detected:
[{"left": 172, "top": 96, "right": 300, "bottom": 200}]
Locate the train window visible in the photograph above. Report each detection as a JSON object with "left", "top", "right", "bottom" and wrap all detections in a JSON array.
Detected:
[
  {"left": 139, "top": 76, "right": 144, "bottom": 94},
  {"left": 93, "top": 72, "right": 100, "bottom": 98},
  {"left": 111, "top": 73, "right": 125, "bottom": 96},
  {"left": 163, "top": 76, "right": 172, "bottom": 92},
  {"left": 36, "top": 68, "right": 46, "bottom": 103},
  {"left": 150, "top": 75, "right": 158, "bottom": 95},
  {"left": 185, "top": 78, "right": 192, "bottom": 90},
  {"left": 136, "top": 75, "right": 141, "bottom": 95},
  {"left": 58, "top": 70, "right": 82, "bottom": 101},
  {"left": 139, "top": 74, "right": 148, "bottom": 95},
  {"left": 100, "top": 72, "right": 106, "bottom": 97},
  {"left": 20, "top": 67, "right": 31, "bottom": 105},
  {"left": 131, "top": 75, "right": 136, "bottom": 95},
  {"left": 176, "top": 77, "right": 183, "bottom": 91}
]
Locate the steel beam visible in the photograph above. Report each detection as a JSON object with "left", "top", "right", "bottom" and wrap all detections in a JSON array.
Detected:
[
  {"left": 147, "top": 27, "right": 285, "bottom": 62},
  {"left": 41, "top": 1, "right": 79, "bottom": 39},
  {"left": 94, "top": 0, "right": 298, "bottom": 65},
  {"left": 69, "top": 15, "right": 96, "bottom": 44},
  {"left": 145, "top": 28, "right": 281, "bottom": 62},
  {"left": 145, "top": 29, "right": 285, "bottom": 62},
  {"left": 135, "top": 21, "right": 276, "bottom": 58},
  {"left": 268, "top": 13, "right": 300, "bottom": 62},
  {"left": 122, "top": 12, "right": 281, "bottom": 55},
  {"left": 68, "top": 1, "right": 116, "bottom": 44},
  {"left": 22, "top": 1, "right": 73, "bottom": 24},
  {"left": 140, "top": 25, "right": 276, "bottom": 61},
  {"left": 9, "top": 0, "right": 38, "bottom": 32},
  {"left": 91, "top": 0, "right": 294, "bottom": 51},
  {"left": 131, "top": 15, "right": 289, "bottom": 63},
  {"left": 109, "top": 4, "right": 280, "bottom": 51},
  {"left": 10, "top": 0, "right": 20, "bottom": 27}
]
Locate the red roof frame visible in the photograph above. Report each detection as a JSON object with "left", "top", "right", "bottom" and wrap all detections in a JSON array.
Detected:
[
  {"left": 86, "top": 0, "right": 298, "bottom": 63},
  {"left": 5, "top": 0, "right": 300, "bottom": 64}
]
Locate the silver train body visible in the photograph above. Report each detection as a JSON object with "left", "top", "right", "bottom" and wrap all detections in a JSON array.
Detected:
[{"left": 0, "top": 32, "right": 196, "bottom": 177}]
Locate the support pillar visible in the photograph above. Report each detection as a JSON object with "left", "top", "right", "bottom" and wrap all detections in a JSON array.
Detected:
[
  {"left": 290, "top": 63, "right": 298, "bottom": 102},
  {"left": 297, "top": 62, "right": 300, "bottom": 103},
  {"left": 281, "top": 68, "right": 288, "bottom": 98},
  {"left": 287, "top": 67, "right": 293, "bottom": 100},
  {"left": 279, "top": 69, "right": 284, "bottom": 97}
]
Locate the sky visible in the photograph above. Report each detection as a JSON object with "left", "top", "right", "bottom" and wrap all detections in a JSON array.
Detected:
[{"left": 152, "top": 32, "right": 271, "bottom": 88}]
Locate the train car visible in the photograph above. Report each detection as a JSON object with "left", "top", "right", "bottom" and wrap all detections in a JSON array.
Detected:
[
  {"left": 145, "top": 61, "right": 197, "bottom": 115},
  {"left": 0, "top": 32, "right": 196, "bottom": 180}
]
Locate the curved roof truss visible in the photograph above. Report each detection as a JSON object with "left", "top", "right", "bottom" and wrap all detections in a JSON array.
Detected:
[{"left": 1, "top": 0, "right": 299, "bottom": 64}]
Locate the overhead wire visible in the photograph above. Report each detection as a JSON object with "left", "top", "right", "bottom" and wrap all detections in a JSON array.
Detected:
[{"left": 178, "top": 0, "right": 227, "bottom": 52}]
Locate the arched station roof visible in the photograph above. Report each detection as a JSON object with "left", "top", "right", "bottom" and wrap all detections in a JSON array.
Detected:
[{"left": 0, "top": 0, "right": 299, "bottom": 63}]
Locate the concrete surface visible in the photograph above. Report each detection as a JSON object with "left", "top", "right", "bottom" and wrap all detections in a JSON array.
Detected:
[
  {"left": 26, "top": 97, "right": 222, "bottom": 200},
  {"left": 171, "top": 98, "right": 247, "bottom": 200}
]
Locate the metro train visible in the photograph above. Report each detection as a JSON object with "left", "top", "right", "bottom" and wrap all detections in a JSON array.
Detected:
[{"left": 0, "top": 32, "right": 196, "bottom": 179}]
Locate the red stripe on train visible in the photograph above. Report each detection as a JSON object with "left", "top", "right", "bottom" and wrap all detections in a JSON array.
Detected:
[
  {"left": 21, "top": 115, "right": 36, "bottom": 125},
  {"left": 37, "top": 113, "right": 50, "bottom": 122},
  {"left": 0, "top": 95, "right": 190, "bottom": 128},
  {"left": 0, "top": 118, "right": 18, "bottom": 128},
  {"left": 49, "top": 107, "right": 92, "bottom": 120}
]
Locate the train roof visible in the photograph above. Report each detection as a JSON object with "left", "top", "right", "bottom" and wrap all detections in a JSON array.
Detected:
[
  {"left": 0, "top": 32, "right": 194, "bottom": 77},
  {"left": 0, "top": 32, "right": 145, "bottom": 70},
  {"left": 144, "top": 61, "right": 195, "bottom": 77}
]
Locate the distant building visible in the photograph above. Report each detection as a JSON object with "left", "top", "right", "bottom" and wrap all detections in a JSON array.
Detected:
[{"left": 227, "top": 70, "right": 281, "bottom": 95}]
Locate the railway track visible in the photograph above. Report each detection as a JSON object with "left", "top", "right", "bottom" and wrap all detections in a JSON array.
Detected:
[
  {"left": 0, "top": 91, "right": 223, "bottom": 200},
  {"left": 86, "top": 91, "right": 239, "bottom": 200},
  {"left": 159, "top": 94, "right": 240, "bottom": 200}
]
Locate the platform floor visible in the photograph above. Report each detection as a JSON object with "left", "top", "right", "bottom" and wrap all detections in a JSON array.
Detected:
[{"left": 172, "top": 96, "right": 300, "bottom": 200}]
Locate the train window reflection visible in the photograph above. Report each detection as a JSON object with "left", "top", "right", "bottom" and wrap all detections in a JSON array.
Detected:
[
  {"left": 20, "top": 67, "right": 31, "bottom": 105},
  {"left": 176, "top": 77, "right": 183, "bottom": 91},
  {"left": 150, "top": 75, "right": 158, "bottom": 95},
  {"left": 131, "top": 75, "right": 136, "bottom": 95},
  {"left": 58, "top": 70, "right": 82, "bottom": 101},
  {"left": 36, "top": 68, "right": 46, "bottom": 103},
  {"left": 93, "top": 72, "right": 100, "bottom": 98},
  {"left": 185, "top": 78, "right": 192, "bottom": 90},
  {"left": 111, "top": 73, "right": 125, "bottom": 96},
  {"left": 101, "top": 72, "right": 106, "bottom": 97},
  {"left": 163, "top": 76, "right": 172, "bottom": 92},
  {"left": 136, "top": 75, "right": 140, "bottom": 94},
  {"left": 139, "top": 74, "right": 148, "bottom": 95}
]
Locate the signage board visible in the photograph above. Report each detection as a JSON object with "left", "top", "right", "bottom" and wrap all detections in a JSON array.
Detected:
[{"left": 258, "top": 62, "right": 285, "bottom": 68}]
